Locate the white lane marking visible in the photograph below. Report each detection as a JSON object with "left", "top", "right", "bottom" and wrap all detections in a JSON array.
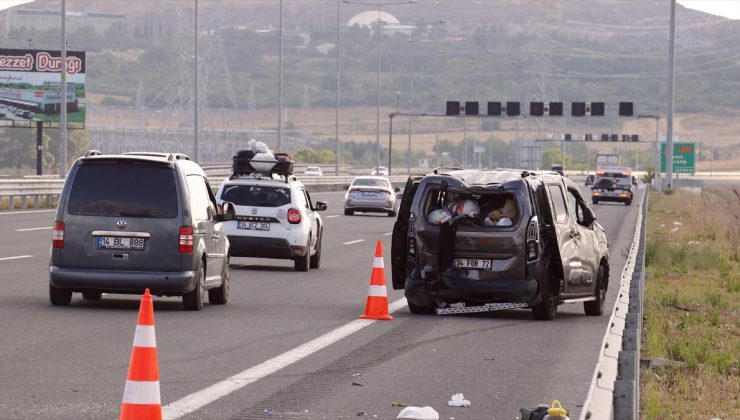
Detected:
[
  {"left": 343, "top": 239, "right": 365, "bottom": 245},
  {"left": 327, "top": 215, "right": 341, "bottom": 219},
  {"left": 0, "top": 255, "right": 33, "bottom": 261},
  {"left": 162, "top": 297, "right": 407, "bottom": 420},
  {"left": 0, "top": 209, "right": 55, "bottom": 216},
  {"left": 383, "top": 232, "right": 393, "bottom": 236},
  {"left": 15, "top": 226, "right": 52, "bottom": 232}
]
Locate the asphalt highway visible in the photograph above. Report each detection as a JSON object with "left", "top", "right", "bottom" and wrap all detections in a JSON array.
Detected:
[{"left": 0, "top": 185, "right": 643, "bottom": 419}]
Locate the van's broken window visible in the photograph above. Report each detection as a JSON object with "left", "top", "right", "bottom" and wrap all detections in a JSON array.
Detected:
[{"left": 425, "top": 189, "right": 518, "bottom": 227}]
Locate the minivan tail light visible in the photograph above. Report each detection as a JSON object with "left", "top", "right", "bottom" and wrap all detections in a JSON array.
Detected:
[
  {"left": 52, "top": 221, "right": 64, "bottom": 249},
  {"left": 288, "top": 208, "right": 302, "bottom": 224},
  {"left": 179, "top": 226, "right": 194, "bottom": 253},
  {"left": 526, "top": 216, "right": 539, "bottom": 261}
]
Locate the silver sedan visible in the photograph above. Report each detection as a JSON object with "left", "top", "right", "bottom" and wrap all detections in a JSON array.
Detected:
[{"left": 344, "top": 176, "right": 398, "bottom": 217}]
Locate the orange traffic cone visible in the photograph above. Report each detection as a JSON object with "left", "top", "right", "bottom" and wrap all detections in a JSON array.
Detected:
[
  {"left": 120, "top": 289, "right": 162, "bottom": 420},
  {"left": 360, "top": 240, "right": 394, "bottom": 321}
]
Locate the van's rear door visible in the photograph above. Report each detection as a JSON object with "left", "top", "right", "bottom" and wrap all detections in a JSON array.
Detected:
[
  {"left": 391, "top": 176, "right": 422, "bottom": 289},
  {"left": 60, "top": 160, "right": 182, "bottom": 272}
]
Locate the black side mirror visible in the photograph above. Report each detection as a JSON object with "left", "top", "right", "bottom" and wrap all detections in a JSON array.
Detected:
[
  {"left": 220, "top": 202, "right": 236, "bottom": 221},
  {"left": 314, "top": 201, "right": 328, "bottom": 211},
  {"left": 583, "top": 206, "right": 595, "bottom": 226},
  {"left": 394, "top": 187, "right": 401, "bottom": 192}
]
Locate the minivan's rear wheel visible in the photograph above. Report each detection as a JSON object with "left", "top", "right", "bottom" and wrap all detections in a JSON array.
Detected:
[
  {"left": 584, "top": 265, "right": 608, "bottom": 316},
  {"left": 408, "top": 300, "right": 436, "bottom": 315},
  {"left": 295, "top": 238, "right": 310, "bottom": 272},
  {"left": 49, "top": 283, "right": 72, "bottom": 306},
  {"left": 183, "top": 265, "right": 205, "bottom": 310},
  {"left": 532, "top": 276, "right": 558, "bottom": 321},
  {"left": 310, "top": 231, "right": 322, "bottom": 269},
  {"left": 209, "top": 257, "right": 229, "bottom": 305},
  {"left": 82, "top": 291, "right": 102, "bottom": 300}
]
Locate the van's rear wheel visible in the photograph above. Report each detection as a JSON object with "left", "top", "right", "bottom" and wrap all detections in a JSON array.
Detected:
[
  {"left": 584, "top": 265, "right": 608, "bottom": 316},
  {"left": 49, "top": 284, "right": 72, "bottom": 306},
  {"left": 183, "top": 265, "right": 205, "bottom": 310},
  {"left": 209, "top": 257, "right": 229, "bottom": 305}
]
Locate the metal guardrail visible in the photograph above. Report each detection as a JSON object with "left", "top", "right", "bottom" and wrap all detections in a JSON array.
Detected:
[
  {"left": 0, "top": 172, "right": 410, "bottom": 210},
  {"left": 579, "top": 188, "right": 647, "bottom": 420}
]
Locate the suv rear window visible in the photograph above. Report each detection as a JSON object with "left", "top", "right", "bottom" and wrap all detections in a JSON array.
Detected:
[
  {"left": 424, "top": 189, "right": 519, "bottom": 228},
  {"left": 220, "top": 184, "right": 291, "bottom": 207},
  {"left": 68, "top": 163, "right": 179, "bottom": 218}
]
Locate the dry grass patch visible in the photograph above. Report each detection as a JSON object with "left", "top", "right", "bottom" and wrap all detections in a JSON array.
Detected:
[{"left": 641, "top": 188, "right": 740, "bottom": 419}]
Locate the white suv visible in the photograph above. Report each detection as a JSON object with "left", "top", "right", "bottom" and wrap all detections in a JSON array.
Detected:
[{"left": 216, "top": 174, "right": 326, "bottom": 271}]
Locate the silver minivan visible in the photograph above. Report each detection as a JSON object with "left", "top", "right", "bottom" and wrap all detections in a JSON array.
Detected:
[{"left": 48, "top": 151, "right": 235, "bottom": 310}]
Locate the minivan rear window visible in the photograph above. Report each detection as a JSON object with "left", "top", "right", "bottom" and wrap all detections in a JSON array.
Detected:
[
  {"left": 220, "top": 184, "right": 291, "bottom": 207},
  {"left": 424, "top": 189, "right": 519, "bottom": 228},
  {"left": 67, "top": 164, "right": 179, "bottom": 218}
]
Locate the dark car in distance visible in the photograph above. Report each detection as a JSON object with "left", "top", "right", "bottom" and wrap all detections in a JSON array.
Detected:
[{"left": 391, "top": 169, "right": 610, "bottom": 320}]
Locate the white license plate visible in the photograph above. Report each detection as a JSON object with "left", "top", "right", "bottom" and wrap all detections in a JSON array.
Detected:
[
  {"left": 97, "top": 236, "right": 145, "bottom": 250},
  {"left": 237, "top": 221, "right": 270, "bottom": 231},
  {"left": 454, "top": 258, "right": 492, "bottom": 270}
]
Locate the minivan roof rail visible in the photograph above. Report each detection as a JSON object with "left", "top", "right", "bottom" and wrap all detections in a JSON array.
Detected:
[
  {"left": 122, "top": 152, "right": 190, "bottom": 161},
  {"left": 432, "top": 167, "right": 463, "bottom": 175}
]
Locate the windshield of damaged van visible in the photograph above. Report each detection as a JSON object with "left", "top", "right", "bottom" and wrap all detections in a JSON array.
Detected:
[{"left": 425, "top": 189, "right": 519, "bottom": 227}]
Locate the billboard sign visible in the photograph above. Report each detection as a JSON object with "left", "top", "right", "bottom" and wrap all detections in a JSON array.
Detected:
[
  {"left": 661, "top": 142, "right": 696, "bottom": 174},
  {"left": 0, "top": 48, "right": 85, "bottom": 123}
]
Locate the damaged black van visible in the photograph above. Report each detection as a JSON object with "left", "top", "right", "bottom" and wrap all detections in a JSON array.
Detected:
[{"left": 391, "top": 169, "right": 610, "bottom": 320}]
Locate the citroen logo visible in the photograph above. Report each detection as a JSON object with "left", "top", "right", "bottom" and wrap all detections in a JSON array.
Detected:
[
  {"left": 465, "top": 238, "right": 475, "bottom": 248},
  {"left": 116, "top": 219, "right": 127, "bottom": 230}
]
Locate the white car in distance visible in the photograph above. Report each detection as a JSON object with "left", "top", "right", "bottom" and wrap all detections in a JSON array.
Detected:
[
  {"left": 371, "top": 166, "right": 389, "bottom": 176},
  {"left": 303, "top": 166, "right": 323, "bottom": 176},
  {"left": 344, "top": 176, "right": 399, "bottom": 217}
]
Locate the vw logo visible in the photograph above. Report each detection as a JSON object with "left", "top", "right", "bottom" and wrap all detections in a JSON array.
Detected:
[
  {"left": 116, "top": 219, "right": 127, "bottom": 230},
  {"left": 465, "top": 238, "right": 475, "bottom": 248}
]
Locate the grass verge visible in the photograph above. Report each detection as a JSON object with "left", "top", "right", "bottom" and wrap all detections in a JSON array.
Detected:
[{"left": 641, "top": 188, "right": 739, "bottom": 419}]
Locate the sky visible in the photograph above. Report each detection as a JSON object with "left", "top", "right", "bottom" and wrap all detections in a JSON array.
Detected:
[
  {"left": 0, "top": 0, "right": 738, "bottom": 20},
  {"left": 678, "top": 0, "right": 740, "bottom": 19}
]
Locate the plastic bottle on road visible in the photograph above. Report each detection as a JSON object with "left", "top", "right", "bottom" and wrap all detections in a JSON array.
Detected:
[{"left": 543, "top": 400, "right": 570, "bottom": 420}]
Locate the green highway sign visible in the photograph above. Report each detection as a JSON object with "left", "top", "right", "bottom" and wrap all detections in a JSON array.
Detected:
[{"left": 661, "top": 142, "right": 696, "bottom": 174}]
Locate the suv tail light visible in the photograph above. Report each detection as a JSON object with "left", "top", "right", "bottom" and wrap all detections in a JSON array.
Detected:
[
  {"left": 52, "top": 221, "right": 64, "bottom": 249},
  {"left": 288, "top": 208, "right": 302, "bottom": 224},
  {"left": 526, "top": 216, "right": 539, "bottom": 261},
  {"left": 179, "top": 226, "right": 194, "bottom": 253}
]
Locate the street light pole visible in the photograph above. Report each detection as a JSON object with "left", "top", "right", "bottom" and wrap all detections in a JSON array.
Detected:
[
  {"left": 335, "top": 0, "right": 341, "bottom": 175},
  {"left": 60, "top": 0, "right": 67, "bottom": 177},
  {"left": 278, "top": 0, "right": 283, "bottom": 150},
  {"left": 638, "top": 114, "right": 661, "bottom": 190},
  {"left": 666, "top": 0, "right": 676, "bottom": 188},
  {"left": 343, "top": 0, "right": 416, "bottom": 171},
  {"left": 194, "top": 0, "right": 199, "bottom": 162}
]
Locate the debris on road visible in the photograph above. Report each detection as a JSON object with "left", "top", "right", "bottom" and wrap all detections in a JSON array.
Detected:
[
  {"left": 396, "top": 406, "right": 440, "bottom": 420},
  {"left": 391, "top": 401, "right": 407, "bottom": 407},
  {"left": 447, "top": 393, "right": 470, "bottom": 407}
]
